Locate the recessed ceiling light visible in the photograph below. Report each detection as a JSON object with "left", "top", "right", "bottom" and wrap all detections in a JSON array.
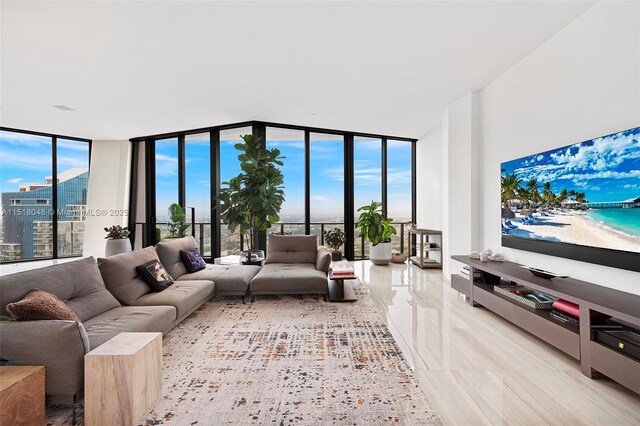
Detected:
[{"left": 53, "top": 105, "right": 74, "bottom": 111}]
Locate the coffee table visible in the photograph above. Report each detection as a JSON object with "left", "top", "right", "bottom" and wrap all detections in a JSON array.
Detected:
[{"left": 327, "top": 266, "right": 358, "bottom": 303}]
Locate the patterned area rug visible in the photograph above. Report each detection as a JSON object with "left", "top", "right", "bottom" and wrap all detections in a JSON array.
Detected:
[{"left": 47, "top": 282, "right": 441, "bottom": 425}]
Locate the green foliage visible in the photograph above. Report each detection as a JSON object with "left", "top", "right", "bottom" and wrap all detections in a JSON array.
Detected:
[
  {"left": 0, "top": 315, "right": 15, "bottom": 321},
  {"left": 324, "top": 227, "right": 346, "bottom": 250},
  {"left": 218, "top": 134, "right": 285, "bottom": 252},
  {"left": 355, "top": 201, "right": 396, "bottom": 246},
  {"left": 167, "top": 203, "right": 191, "bottom": 238},
  {"left": 104, "top": 225, "right": 130, "bottom": 239},
  {"left": 501, "top": 171, "right": 588, "bottom": 209}
]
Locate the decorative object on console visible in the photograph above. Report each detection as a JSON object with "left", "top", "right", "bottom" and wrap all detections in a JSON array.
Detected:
[
  {"left": 489, "top": 253, "right": 505, "bottom": 262},
  {"left": 104, "top": 225, "right": 131, "bottom": 257},
  {"left": 521, "top": 266, "right": 567, "bottom": 279},
  {"left": 135, "top": 260, "right": 174, "bottom": 292},
  {"left": 494, "top": 284, "right": 556, "bottom": 309},
  {"left": 479, "top": 249, "right": 492, "bottom": 263},
  {"left": 469, "top": 251, "right": 481, "bottom": 259},
  {"left": 218, "top": 134, "right": 285, "bottom": 266},
  {"left": 180, "top": 248, "right": 206, "bottom": 273},
  {"left": 323, "top": 227, "right": 346, "bottom": 261},
  {"left": 355, "top": 201, "right": 396, "bottom": 265},
  {"left": 6, "top": 289, "right": 81, "bottom": 321}
]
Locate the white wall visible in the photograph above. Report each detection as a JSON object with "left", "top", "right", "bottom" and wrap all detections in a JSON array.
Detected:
[
  {"left": 416, "top": 123, "right": 443, "bottom": 230},
  {"left": 479, "top": 1, "right": 640, "bottom": 294},
  {"left": 83, "top": 140, "right": 132, "bottom": 258}
]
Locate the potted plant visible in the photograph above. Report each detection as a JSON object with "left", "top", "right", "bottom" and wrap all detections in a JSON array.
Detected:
[
  {"left": 324, "top": 227, "right": 346, "bottom": 261},
  {"left": 355, "top": 201, "right": 397, "bottom": 265},
  {"left": 167, "top": 203, "right": 191, "bottom": 238},
  {"left": 104, "top": 225, "right": 131, "bottom": 257},
  {"left": 218, "top": 134, "right": 285, "bottom": 264}
]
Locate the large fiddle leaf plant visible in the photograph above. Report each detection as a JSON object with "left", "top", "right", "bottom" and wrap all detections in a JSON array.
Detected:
[
  {"left": 355, "top": 201, "right": 396, "bottom": 246},
  {"left": 218, "top": 134, "right": 285, "bottom": 253}
]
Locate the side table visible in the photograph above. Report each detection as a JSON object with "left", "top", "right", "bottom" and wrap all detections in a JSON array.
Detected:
[
  {"left": 0, "top": 366, "right": 45, "bottom": 426},
  {"left": 84, "top": 332, "right": 162, "bottom": 426},
  {"left": 327, "top": 264, "right": 358, "bottom": 303}
]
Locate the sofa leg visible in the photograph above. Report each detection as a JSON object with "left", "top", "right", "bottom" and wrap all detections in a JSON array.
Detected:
[
  {"left": 241, "top": 295, "right": 245, "bottom": 304},
  {"left": 251, "top": 295, "right": 255, "bottom": 303},
  {"left": 323, "top": 293, "right": 327, "bottom": 302}
]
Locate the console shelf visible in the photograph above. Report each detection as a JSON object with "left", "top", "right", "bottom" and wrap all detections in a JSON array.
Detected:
[{"left": 451, "top": 255, "right": 640, "bottom": 394}]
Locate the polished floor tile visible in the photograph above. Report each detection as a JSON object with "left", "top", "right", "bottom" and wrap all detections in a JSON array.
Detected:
[{"left": 354, "top": 260, "right": 640, "bottom": 425}]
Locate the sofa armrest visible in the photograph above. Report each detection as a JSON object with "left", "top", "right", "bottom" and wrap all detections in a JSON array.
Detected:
[
  {"left": 316, "top": 247, "right": 332, "bottom": 273},
  {"left": 0, "top": 320, "right": 90, "bottom": 399}
]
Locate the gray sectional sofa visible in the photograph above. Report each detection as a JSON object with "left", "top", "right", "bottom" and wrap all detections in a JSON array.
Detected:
[{"left": 0, "top": 235, "right": 329, "bottom": 403}]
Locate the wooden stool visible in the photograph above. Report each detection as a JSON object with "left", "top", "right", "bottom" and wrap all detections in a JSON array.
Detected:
[
  {"left": 84, "top": 332, "right": 162, "bottom": 426},
  {"left": 0, "top": 366, "right": 45, "bottom": 426}
]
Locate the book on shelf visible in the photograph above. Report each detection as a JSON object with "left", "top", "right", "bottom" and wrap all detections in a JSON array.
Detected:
[
  {"left": 550, "top": 309, "right": 580, "bottom": 327},
  {"left": 460, "top": 265, "right": 481, "bottom": 278},
  {"left": 331, "top": 260, "right": 354, "bottom": 276}
]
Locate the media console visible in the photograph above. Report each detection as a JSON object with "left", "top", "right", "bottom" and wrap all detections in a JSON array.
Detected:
[{"left": 451, "top": 255, "right": 640, "bottom": 395}]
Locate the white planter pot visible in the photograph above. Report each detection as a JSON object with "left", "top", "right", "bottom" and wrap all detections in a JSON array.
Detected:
[
  {"left": 105, "top": 239, "right": 131, "bottom": 257},
  {"left": 369, "top": 242, "right": 392, "bottom": 265}
]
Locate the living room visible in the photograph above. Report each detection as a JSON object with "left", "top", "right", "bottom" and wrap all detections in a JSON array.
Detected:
[{"left": 1, "top": 1, "right": 639, "bottom": 425}]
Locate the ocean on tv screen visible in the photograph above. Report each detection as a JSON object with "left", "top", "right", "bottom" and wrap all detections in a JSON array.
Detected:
[{"left": 500, "top": 126, "right": 640, "bottom": 254}]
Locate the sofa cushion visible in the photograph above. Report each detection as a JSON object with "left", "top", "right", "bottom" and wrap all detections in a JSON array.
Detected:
[
  {"left": 265, "top": 235, "right": 317, "bottom": 264},
  {"left": 98, "top": 247, "right": 158, "bottom": 305},
  {"left": 177, "top": 265, "right": 260, "bottom": 295},
  {"left": 131, "top": 280, "right": 214, "bottom": 320},
  {"left": 136, "top": 260, "right": 174, "bottom": 292},
  {"left": 83, "top": 306, "right": 176, "bottom": 350},
  {"left": 155, "top": 236, "right": 198, "bottom": 279},
  {"left": 316, "top": 247, "right": 332, "bottom": 273},
  {"left": 250, "top": 263, "right": 328, "bottom": 294},
  {"left": 180, "top": 248, "right": 206, "bottom": 273},
  {"left": 0, "top": 257, "right": 120, "bottom": 322},
  {"left": 7, "top": 289, "right": 81, "bottom": 322}
]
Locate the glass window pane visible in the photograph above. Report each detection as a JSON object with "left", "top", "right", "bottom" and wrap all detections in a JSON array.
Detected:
[
  {"left": 185, "top": 133, "right": 211, "bottom": 257},
  {"left": 309, "top": 133, "right": 344, "bottom": 246},
  {"left": 219, "top": 127, "right": 252, "bottom": 255},
  {"left": 0, "top": 130, "right": 53, "bottom": 261},
  {"left": 354, "top": 136, "right": 382, "bottom": 258},
  {"left": 155, "top": 138, "right": 179, "bottom": 240},
  {"left": 387, "top": 140, "right": 413, "bottom": 254},
  {"left": 56, "top": 139, "right": 90, "bottom": 257},
  {"left": 266, "top": 128, "right": 305, "bottom": 226}
]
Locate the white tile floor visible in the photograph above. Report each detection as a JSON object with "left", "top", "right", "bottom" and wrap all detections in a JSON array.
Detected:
[{"left": 354, "top": 260, "right": 640, "bottom": 425}]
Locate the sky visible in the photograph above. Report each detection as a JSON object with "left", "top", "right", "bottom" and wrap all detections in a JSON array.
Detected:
[
  {"left": 501, "top": 126, "right": 640, "bottom": 203},
  {"left": 156, "top": 129, "right": 413, "bottom": 222},
  {"left": 0, "top": 130, "right": 90, "bottom": 194}
]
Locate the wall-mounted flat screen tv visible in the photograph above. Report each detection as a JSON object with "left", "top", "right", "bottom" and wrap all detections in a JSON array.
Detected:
[{"left": 500, "top": 126, "right": 640, "bottom": 272}]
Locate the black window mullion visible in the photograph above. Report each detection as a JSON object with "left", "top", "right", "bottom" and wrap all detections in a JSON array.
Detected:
[
  {"left": 146, "top": 139, "right": 157, "bottom": 246},
  {"left": 51, "top": 136, "right": 58, "bottom": 259},
  {"left": 211, "top": 130, "right": 221, "bottom": 259},
  {"left": 344, "top": 133, "right": 355, "bottom": 260},
  {"left": 128, "top": 142, "right": 140, "bottom": 247},
  {"left": 178, "top": 135, "right": 186, "bottom": 209},
  {"left": 304, "top": 130, "right": 311, "bottom": 235},
  {"left": 411, "top": 140, "right": 417, "bottom": 256},
  {"left": 382, "top": 137, "right": 388, "bottom": 216}
]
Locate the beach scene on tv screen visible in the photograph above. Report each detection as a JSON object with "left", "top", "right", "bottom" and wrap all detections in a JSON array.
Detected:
[{"left": 500, "top": 126, "right": 640, "bottom": 253}]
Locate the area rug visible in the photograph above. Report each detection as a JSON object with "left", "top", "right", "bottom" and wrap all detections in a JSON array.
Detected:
[{"left": 47, "top": 282, "right": 441, "bottom": 425}]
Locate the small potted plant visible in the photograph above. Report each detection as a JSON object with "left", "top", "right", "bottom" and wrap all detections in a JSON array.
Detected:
[
  {"left": 104, "top": 225, "right": 131, "bottom": 257},
  {"left": 355, "top": 201, "right": 397, "bottom": 265},
  {"left": 324, "top": 227, "right": 346, "bottom": 261}
]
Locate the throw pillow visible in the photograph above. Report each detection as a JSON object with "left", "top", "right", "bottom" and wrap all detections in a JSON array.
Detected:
[
  {"left": 180, "top": 248, "right": 206, "bottom": 273},
  {"left": 6, "top": 289, "right": 81, "bottom": 322},
  {"left": 136, "top": 260, "right": 174, "bottom": 292}
]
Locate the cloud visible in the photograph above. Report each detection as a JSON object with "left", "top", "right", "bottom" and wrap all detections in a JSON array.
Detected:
[
  {"left": 7, "top": 178, "right": 23, "bottom": 184},
  {"left": 623, "top": 183, "right": 638, "bottom": 189},
  {"left": 312, "top": 196, "right": 331, "bottom": 202},
  {"left": 57, "top": 140, "right": 89, "bottom": 152}
]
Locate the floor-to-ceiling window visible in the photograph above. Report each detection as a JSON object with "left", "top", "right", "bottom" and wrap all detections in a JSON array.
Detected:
[
  {"left": 185, "top": 133, "right": 211, "bottom": 256},
  {"left": 0, "top": 128, "right": 90, "bottom": 263},
  {"left": 353, "top": 136, "right": 382, "bottom": 258},
  {"left": 219, "top": 126, "right": 252, "bottom": 255},
  {"left": 309, "top": 132, "right": 345, "bottom": 248},
  {"left": 266, "top": 127, "right": 305, "bottom": 236},
  {"left": 131, "top": 122, "right": 414, "bottom": 260},
  {"left": 154, "top": 138, "right": 179, "bottom": 240},
  {"left": 387, "top": 139, "right": 413, "bottom": 254}
]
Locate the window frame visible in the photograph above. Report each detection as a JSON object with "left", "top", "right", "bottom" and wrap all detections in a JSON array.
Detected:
[{"left": 0, "top": 126, "right": 92, "bottom": 264}]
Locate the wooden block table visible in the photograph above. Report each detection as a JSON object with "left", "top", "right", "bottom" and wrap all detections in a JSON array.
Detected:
[
  {"left": 85, "top": 332, "right": 162, "bottom": 426},
  {"left": 0, "top": 366, "right": 45, "bottom": 426}
]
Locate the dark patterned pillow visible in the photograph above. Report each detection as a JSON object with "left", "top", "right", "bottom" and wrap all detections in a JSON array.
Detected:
[
  {"left": 6, "top": 289, "right": 81, "bottom": 322},
  {"left": 180, "top": 248, "right": 206, "bottom": 273},
  {"left": 136, "top": 260, "right": 174, "bottom": 292}
]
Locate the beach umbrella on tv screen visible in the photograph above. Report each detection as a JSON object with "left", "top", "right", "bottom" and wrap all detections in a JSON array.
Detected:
[{"left": 501, "top": 208, "right": 515, "bottom": 219}]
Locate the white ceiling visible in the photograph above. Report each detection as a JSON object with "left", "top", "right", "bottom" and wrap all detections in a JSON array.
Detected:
[{"left": 1, "top": 1, "right": 595, "bottom": 140}]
